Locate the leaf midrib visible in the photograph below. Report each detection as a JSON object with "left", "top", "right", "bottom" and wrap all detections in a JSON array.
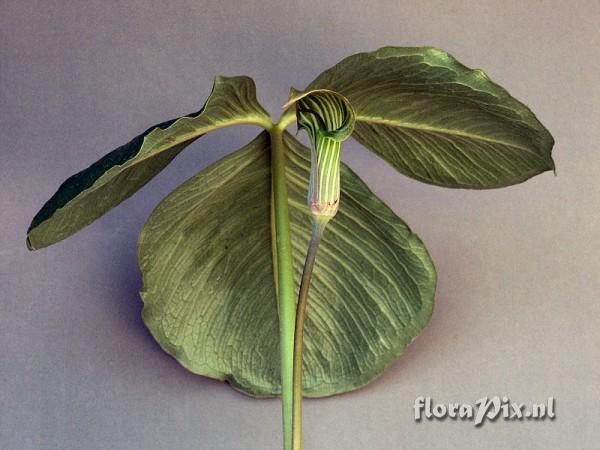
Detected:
[
  {"left": 356, "top": 115, "right": 534, "bottom": 153},
  {"left": 64, "top": 118, "right": 267, "bottom": 198}
]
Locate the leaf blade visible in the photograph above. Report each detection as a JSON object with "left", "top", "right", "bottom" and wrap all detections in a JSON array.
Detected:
[
  {"left": 27, "top": 75, "right": 271, "bottom": 250},
  {"left": 137, "top": 132, "right": 436, "bottom": 397},
  {"left": 306, "top": 46, "right": 555, "bottom": 188}
]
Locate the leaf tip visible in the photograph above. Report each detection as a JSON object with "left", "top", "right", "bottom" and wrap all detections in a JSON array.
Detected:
[
  {"left": 549, "top": 157, "right": 557, "bottom": 177},
  {"left": 26, "top": 234, "right": 36, "bottom": 251},
  {"left": 282, "top": 87, "right": 302, "bottom": 109},
  {"left": 471, "top": 68, "right": 489, "bottom": 81}
]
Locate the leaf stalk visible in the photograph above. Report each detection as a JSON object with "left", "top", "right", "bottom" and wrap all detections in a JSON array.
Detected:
[{"left": 269, "top": 124, "right": 296, "bottom": 450}]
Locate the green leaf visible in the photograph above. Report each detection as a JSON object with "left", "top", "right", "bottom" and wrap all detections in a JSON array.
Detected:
[
  {"left": 137, "top": 131, "right": 436, "bottom": 397},
  {"left": 306, "top": 46, "right": 555, "bottom": 189},
  {"left": 26, "top": 75, "right": 271, "bottom": 250}
]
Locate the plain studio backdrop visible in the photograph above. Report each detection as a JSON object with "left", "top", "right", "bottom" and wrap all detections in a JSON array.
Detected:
[{"left": 1, "top": 1, "right": 598, "bottom": 449}]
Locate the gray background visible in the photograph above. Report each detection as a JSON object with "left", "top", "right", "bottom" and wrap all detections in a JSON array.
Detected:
[{"left": 1, "top": 1, "right": 598, "bottom": 449}]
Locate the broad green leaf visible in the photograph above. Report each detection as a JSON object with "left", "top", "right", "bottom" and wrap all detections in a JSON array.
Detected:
[
  {"left": 26, "top": 76, "right": 271, "bottom": 250},
  {"left": 284, "top": 88, "right": 355, "bottom": 217},
  {"left": 306, "top": 46, "right": 555, "bottom": 189},
  {"left": 138, "top": 131, "right": 436, "bottom": 397}
]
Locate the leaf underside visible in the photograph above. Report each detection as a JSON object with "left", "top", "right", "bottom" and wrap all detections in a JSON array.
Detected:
[
  {"left": 307, "top": 46, "right": 555, "bottom": 189},
  {"left": 26, "top": 75, "right": 270, "bottom": 250},
  {"left": 138, "top": 132, "right": 436, "bottom": 397}
]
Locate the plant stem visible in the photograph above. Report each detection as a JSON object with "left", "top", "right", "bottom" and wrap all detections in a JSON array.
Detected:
[
  {"left": 269, "top": 125, "right": 296, "bottom": 450},
  {"left": 292, "top": 218, "right": 328, "bottom": 450}
]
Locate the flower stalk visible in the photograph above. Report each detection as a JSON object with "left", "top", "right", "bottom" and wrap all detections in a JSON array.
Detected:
[{"left": 283, "top": 89, "right": 355, "bottom": 450}]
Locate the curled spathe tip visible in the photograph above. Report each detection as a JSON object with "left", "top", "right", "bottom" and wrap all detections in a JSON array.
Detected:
[{"left": 283, "top": 88, "right": 356, "bottom": 142}]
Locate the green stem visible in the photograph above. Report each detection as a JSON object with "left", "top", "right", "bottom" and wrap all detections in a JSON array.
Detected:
[
  {"left": 269, "top": 125, "right": 296, "bottom": 450},
  {"left": 292, "top": 218, "right": 328, "bottom": 450}
]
